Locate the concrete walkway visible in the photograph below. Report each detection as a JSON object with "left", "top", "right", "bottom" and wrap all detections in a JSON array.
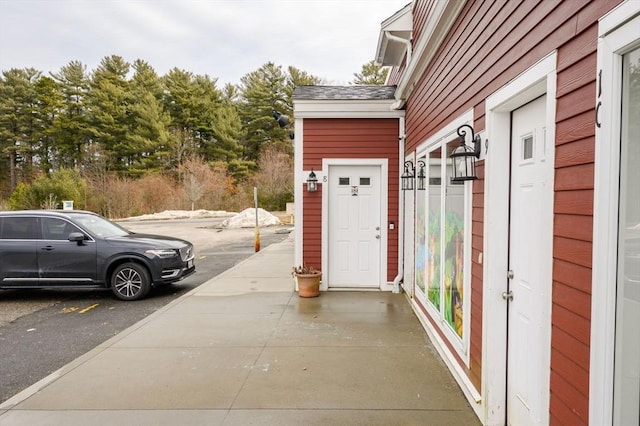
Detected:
[{"left": 0, "top": 236, "right": 479, "bottom": 426}]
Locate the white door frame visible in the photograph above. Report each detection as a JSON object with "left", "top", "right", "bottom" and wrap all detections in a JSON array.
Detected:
[
  {"left": 483, "top": 52, "right": 557, "bottom": 425},
  {"left": 322, "top": 158, "right": 389, "bottom": 291},
  {"left": 591, "top": 2, "right": 640, "bottom": 424}
]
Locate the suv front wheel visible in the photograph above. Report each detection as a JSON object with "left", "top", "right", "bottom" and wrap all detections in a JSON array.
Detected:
[{"left": 111, "top": 262, "right": 151, "bottom": 301}]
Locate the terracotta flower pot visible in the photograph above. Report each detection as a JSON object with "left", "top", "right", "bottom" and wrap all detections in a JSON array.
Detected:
[{"left": 295, "top": 273, "right": 321, "bottom": 297}]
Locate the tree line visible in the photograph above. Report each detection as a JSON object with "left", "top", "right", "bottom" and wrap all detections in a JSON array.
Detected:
[{"left": 0, "top": 56, "right": 388, "bottom": 216}]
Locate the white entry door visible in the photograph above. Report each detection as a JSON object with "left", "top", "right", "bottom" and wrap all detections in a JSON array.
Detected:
[
  {"left": 507, "top": 95, "right": 551, "bottom": 425},
  {"left": 328, "top": 165, "right": 382, "bottom": 288}
]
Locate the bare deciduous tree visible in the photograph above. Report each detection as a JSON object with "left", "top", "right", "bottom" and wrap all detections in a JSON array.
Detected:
[{"left": 254, "top": 144, "right": 293, "bottom": 210}]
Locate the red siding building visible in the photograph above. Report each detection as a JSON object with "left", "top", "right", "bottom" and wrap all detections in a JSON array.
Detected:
[
  {"left": 293, "top": 1, "right": 639, "bottom": 424},
  {"left": 292, "top": 86, "right": 404, "bottom": 292}
]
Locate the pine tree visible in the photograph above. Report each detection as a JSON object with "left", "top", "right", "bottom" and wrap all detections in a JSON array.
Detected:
[
  {"left": 33, "top": 76, "right": 64, "bottom": 173},
  {"left": 0, "top": 68, "right": 41, "bottom": 192},
  {"left": 50, "top": 60, "right": 91, "bottom": 169},
  {"left": 237, "top": 62, "right": 290, "bottom": 161},
  {"left": 87, "top": 55, "right": 132, "bottom": 172},
  {"left": 128, "top": 60, "right": 171, "bottom": 174},
  {"left": 352, "top": 60, "right": 389, "bottom": 85}
]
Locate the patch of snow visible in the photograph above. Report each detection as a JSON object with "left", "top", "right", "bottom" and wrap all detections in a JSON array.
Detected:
[
  {"left": 221, "top": 208, "right": 281, "bottom": 228},
  {"left": 120, "top": 209, "right": 234, "bottom": 221}
]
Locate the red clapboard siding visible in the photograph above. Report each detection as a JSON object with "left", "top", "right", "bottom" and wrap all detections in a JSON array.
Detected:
[
  {"left": 556, "top": 112, "right": 596, "bottom": 146},
  {"left": 550, "top": 370, "right": 589, "bottom": 425},
  {"left": 553, "top": 281, "right": 591, "bottom": 320},
  {"left": 554, "top": 236, "right": 593, "bottom": 268},
  {"left": 552, "top": 303, "right": 592, "bottom": 345},
  {"left": 554, "top": 214, "right": 593, "bottom": 242},
  {"left": 553, "top": 259, "right": 592, "bottom": 294},
  {"left": 554, "top": 163, "right": 594, "bottom": 191},
  {"left": 406, "top": 0, "right": 587, "bottom": 150},
  {"left": 550, "top": 393, "right": 588, "bottom": 426},
  {"left": 552, "top": 326, "right": 590, "bottom": 372},
  {"left": 302, "top": 193, "right": 322, "bottom": 268},
  {"left": 556, "top": 53, "right": 597, "bottom": 98},
  {"left": 551, "top": 347, "right": 590, "bottom": 398},
  {"left": 556, "top": 82, "right": 597, "bottom": 122},
  {"left": 557, "top": 138, "right": 596, "bottom": 169},
  {"left": 302, "top": 118, "right": 400, "bottom": 281},
  {"left": 412, "top": 0, "right": 437, "bottom": 51},
  {"left": 554, "top": 189, "right": 594, "bottom": 216},
  {"left": 557, "top": 23, "right": 598, "bottom": 72},
  {"left": 404, "top": 0, "right": 622, "bottom": 419}
]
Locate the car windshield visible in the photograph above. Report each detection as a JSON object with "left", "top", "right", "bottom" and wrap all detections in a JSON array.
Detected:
[{"left": 70, "top": 214, "right": 131, "bottom": 238}]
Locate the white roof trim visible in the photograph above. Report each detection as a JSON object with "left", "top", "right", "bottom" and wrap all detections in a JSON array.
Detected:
[
  {"left": 375, "top": 3, "right": 413, "bottom": 67},
  {"left": 294, "top": 99, "right": 405, "bottom": 119}
]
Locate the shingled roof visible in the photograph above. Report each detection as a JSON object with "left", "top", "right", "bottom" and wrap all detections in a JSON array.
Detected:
[{"left": 293, "top": 85, "right": 397, "bottom": 101}]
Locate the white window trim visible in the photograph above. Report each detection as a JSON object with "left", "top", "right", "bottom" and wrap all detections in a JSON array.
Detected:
[
  {"left": 591, "top": 2, "right": 640, "bottom": 425},
  {"left": 483, "top": 52, "right": 557, "bottom": 426}
]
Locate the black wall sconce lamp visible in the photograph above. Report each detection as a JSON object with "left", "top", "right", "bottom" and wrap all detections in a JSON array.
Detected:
[
  {"left": 306, "top": 170, "right": 318, "bottom": 192},
  {"left": 401, "top": 160, "right": 415, "bottom": 191},
  {"left": 416, "top": 159, "right": 426, "bottom": 190},
  {"left": 451, "top": 124, "right": 482, "bottom": 182},
  {"left": 401, "top": 160, "right": 427, "bottom": 191}
]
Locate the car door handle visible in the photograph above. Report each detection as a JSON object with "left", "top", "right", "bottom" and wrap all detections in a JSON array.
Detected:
[{"left": 41, "top": 246, "right": 55, "bottom": 251}]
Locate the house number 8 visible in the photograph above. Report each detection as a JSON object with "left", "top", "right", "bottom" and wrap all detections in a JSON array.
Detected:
[{"left": 323, "top": 176, "right": 328, "bottom": 182}]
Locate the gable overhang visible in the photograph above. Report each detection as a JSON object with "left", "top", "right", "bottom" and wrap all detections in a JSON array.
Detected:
[
  {"left": 375, "top": 3, "right": 413, "bottom": 67},
  {"left": 391, "top": 0, "right": 467, "bottom": 109}
]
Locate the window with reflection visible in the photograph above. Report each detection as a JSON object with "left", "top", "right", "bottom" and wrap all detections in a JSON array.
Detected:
[
  {"left": 427, "top": 148, "right": 442, "bottom": 309},
  {"left": 445, "top": 139, "right": 465, "bottom": 337},
  {"left": 415, "top": 135, "right": 470, "bottom": 345}
]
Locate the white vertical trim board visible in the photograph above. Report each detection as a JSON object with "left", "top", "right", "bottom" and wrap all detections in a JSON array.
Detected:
[
  {"left": 591, "top": 2, "right": 640, "bottom": 424},
  {"left": 483, "top": 52, "right": 557, "bottom": 426},
  {"left": 294, "top": 118, "right": 304, "bottom": 271}
]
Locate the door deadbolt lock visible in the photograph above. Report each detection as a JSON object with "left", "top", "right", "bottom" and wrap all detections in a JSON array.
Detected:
[{"left": 375, "top": 235, "right": 380, "bottom": 239}]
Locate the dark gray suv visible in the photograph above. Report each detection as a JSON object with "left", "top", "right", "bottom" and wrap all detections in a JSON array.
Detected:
[{"left": 0, "top": 210, "right": 195, "bottom": 300}]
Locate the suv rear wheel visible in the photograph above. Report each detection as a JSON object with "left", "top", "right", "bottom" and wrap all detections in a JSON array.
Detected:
[{"left": 111, "top": 262, "right": 151, "bottom": 301}]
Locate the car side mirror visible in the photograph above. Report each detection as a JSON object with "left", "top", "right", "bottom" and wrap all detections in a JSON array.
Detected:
[{"left": 68, "top": 232, "right": 86, "bottom": 244}]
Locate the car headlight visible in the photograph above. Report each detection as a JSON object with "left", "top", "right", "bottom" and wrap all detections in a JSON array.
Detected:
[{"left": 145, "top": 249, "right": 178, "bottom": 258}]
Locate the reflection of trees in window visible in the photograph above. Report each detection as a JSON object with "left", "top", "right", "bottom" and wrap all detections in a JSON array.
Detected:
[
  {"left": 445, "top": 140, "right": 465, "bottom": 337},
  {"left": 427, "top": 149, "right": 442, "bottom": 310}
]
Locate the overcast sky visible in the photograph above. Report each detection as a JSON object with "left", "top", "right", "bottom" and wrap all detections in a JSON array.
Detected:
[{"left": 0, "top": 0, "right": 408, "bottom": 86}]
